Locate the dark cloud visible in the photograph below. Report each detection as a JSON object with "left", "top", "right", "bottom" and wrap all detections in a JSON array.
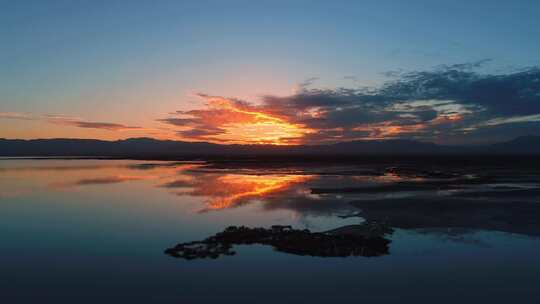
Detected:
[
  {"left": 73, "top": 176, "right": 145, "bottom": 186},
  {"left": 157, "top": 118, "right": 195, "bottom": 126},
  {"left": 178, "top": 127, "right": 226, "bottom": 138},
  {"left": 1, "top": 113, "right": 142, "bottom": 132},
  {"left": 71, "top": 121, "right": 141, "bottom": 130},
  {"left": 380, "top": 65, "right": 540, "bottom": 116},
  {"left": 439, "top": 59, "right": 493, "bottom": 71},
  {"left": 47, "top": 115, "right": 141, "bottom": 131},
  {"left": 297, "top": 77, "right": 320, "bottom": 90},
  {"left": 159, "top": 62, "right": 540, "bottom": 144}
]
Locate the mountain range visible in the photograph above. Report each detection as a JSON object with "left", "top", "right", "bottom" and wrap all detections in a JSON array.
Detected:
[{"left": 0, "top": 136, "right": 539, "bottom": 159}]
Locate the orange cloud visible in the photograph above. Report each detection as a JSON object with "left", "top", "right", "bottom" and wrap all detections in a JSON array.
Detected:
[
  {"left": 160, "top": 94, "right": 312, "bottom": 145},
  {"left": 158, "top": 90, "right": 478, "bottom": 144}
]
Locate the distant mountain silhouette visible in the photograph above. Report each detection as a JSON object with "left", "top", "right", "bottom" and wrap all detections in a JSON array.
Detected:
[
  {"left": 0, "top": 136, "right": 539, "bottom": 158},
  {"left": 489, "top": 135, "right": 540, "bottom": 153}
]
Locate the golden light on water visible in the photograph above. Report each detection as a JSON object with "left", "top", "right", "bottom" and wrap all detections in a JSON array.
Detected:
[{"left": 202, "top": 174, "right": 312, "bottom": 211}]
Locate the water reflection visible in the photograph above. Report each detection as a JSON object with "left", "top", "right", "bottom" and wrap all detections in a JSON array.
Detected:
[
  {"left": 3, "top": 159, "right": 540, "bottom": 303},
  {"left": 53, "top": 175, "right": 151, "bottom": 188},
  {"left": 163, "top": 173, "right": 312, "bottom": 212},
  {"left": 2, "top": 159, "right": 540, "bottom": 238}
]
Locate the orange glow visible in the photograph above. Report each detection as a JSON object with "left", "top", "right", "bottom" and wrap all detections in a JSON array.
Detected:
[
  {"left": 349, "top": 113, "right": 466, "bottom": 140},
  {"left": 213, "top": 98, "right": 308, "bottom": 143},
  {"left": 165, "top": 173, "right": 313, "bottom": 211},
  {"left": 377, "top": 124, "right": 426, "bottom": 137},
  {"left": 431, "top": 114, "right": 463, "bottom": 124},
  {"left": 352, "top": 121, "right": 427, "bottom": 138},
  {"left": 1, "top": 160, "right": 312, "bottom": 213},
  {"left": 213, "top": 121, "right": 309, "bottom": 145},
  {"left": 172, "top": 94, "right": 313, "bottom": 145},
  {"left": 202, "top": 174, "right": 312, "bottom": 211}
]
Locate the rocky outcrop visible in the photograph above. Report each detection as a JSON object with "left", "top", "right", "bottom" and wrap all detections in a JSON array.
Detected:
[{"left": 165, "top": 224, "right": 392, "bottom": 260}]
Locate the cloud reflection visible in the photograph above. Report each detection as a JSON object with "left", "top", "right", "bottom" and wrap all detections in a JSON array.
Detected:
[
  {"left": 162, "top": 173, "right": 313, "bottom": 212},
  {"left": 4, "top": 160, "right": 540, "bottom": 237},
  {"left": 53, "top": 175, "right": 150, "bottom": 188}
]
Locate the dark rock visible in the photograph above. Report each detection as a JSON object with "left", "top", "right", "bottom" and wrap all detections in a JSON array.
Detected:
[
  {"left": 165, "top": 223, "right": 392, "bottom": 260},
  {"left": 384, "top": 166, "right": 462, "bottom": 179}
]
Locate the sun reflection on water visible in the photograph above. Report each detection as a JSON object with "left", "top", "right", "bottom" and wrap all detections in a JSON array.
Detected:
[{"left": 201, "top": 174, "right": 312, "bottom": 211}]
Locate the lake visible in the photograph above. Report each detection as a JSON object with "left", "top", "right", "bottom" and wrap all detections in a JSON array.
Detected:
[{"left": 1, "top": 158, "right": 539, "bottom": 303}]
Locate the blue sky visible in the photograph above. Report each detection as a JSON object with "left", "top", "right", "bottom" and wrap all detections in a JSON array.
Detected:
[{"left": 1, "top": 0, "right": 540, "bottom": 144}]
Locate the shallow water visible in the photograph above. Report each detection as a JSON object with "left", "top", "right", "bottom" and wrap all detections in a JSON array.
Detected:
[{"left": 1, "top": 159, "right": 539, "bottom": 303}]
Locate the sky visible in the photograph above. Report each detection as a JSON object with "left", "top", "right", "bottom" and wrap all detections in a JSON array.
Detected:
[{"left": 1, "top": 0, "right": 540, "bottom": 145}]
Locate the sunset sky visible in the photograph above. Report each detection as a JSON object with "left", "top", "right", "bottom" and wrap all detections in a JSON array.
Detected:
[{"left": 1, "top": 0, "right": 540, "bottom": 145}]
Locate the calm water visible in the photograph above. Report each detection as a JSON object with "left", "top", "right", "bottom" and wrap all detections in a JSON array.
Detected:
[{"left": 1, "top": 159, "right": 539, "bottom": 303}]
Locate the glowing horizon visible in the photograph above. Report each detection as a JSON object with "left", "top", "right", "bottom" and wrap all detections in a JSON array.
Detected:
[{"left": 2, "top": 1, "right": 540, "bottom": 145}]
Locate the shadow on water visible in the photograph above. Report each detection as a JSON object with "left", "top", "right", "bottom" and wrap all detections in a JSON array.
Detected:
[{"left": 351, "top": 198, "right": 540, "bottom": 236}]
